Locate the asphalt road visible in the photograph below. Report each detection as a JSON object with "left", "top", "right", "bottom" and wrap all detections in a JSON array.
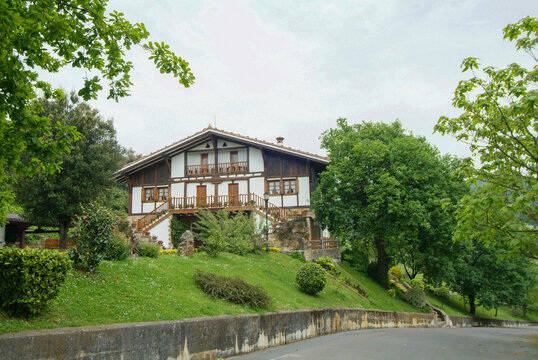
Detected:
[{"left": 229, "top": 327, "right": 537, "bottom": 360}]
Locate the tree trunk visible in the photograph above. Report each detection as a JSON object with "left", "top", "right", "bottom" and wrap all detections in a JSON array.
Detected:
[
  {"left": 375, "top": 235, "right": 390, "bottom": 287},
  {"left": 469, "top": 295, "right": 476, "bottom": 315},
  {"left": 59, "top": 221, "right": 69, "bottom": 249}
]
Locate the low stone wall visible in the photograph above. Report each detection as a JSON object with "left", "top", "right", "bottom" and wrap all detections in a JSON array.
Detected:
[
  {"left": 0, "top": 308, "right": 434, "bottom": 360},
  {"left": 303, "top": 248, "right": 342, "bottom": 263},
  {"left": 0, "top": 309, "right": 535, "bottom": 360},
  {"left": 449, "top": 315, "right": 536, "bottom": 328}
]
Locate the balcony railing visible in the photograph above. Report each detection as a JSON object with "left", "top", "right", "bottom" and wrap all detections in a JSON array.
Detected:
[{"left": 186, "top": 161, "right": 248, "bottom": 176}]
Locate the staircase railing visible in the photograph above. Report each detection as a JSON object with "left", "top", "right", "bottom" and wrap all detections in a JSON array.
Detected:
[{"left": 137, "top": 200, "right": 170, "bottom": 230}]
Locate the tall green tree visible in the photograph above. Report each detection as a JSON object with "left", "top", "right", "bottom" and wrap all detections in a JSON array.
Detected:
[
  {"left": 448, "top": 240, "right": 535, "bottom": 315},
  {"left": 14, "top": 94, "right": 124, "bottom": 248},
  {"left": 0, "top": 0, "right": 195, "bottom": 224},
  {"left": 435, "top": 16, "right": 537, "bottom": 259},
  {"left": 312, "top": 119, "right": 467, "bottom": 285}
]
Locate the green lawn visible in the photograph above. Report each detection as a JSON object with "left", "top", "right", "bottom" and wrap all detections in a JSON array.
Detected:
[
  {"left": 426, "top": 293, "right": 538, "bottom": 322},
  {"left": 0, "top": 253, "right": 418, "bottom": 334}
]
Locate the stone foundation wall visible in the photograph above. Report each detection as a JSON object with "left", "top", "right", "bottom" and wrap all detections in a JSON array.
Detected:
[{"left": 0, "top": 309, "right": 534, "bottom": 360}]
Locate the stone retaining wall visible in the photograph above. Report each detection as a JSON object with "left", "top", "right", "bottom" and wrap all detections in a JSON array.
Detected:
[
  {"left": 449, "top": 315, "right": 535, "bottom": 328},
  {"left": 0, "top": 309, "right": 534, "bottom": 360}
]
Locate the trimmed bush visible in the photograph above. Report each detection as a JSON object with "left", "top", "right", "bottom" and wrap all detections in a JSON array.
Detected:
[
  {"left": 389, "top": 266, "right": 402, "bottom": 279},
  {"left": 296, "top": 263, "right": 327, "bottom": 295},
  {"left": 194, "top": 270, "right": 271, "bottom": 308},
  {"left": 0, "top": 247, "right": 72, "bottom": 316},
  {"left": 402, "top": 286, "right": 428, "bottom": 310},
  {"left": 433, "top": 286, "right": 451, "bottom": 300},
  {"left": 104, "top": 233, "right": 132, "bottom": 261},
  {"left": 137, "top": 242, "right": 160, "bottom": 258}
]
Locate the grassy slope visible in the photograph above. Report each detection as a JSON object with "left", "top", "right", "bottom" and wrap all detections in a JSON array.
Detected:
[
  {"left": 0, "top": 253, "right": 418, "bottom": 334},
  {"left": 426, "top": 294, "right": 538, "bottom": 322}
]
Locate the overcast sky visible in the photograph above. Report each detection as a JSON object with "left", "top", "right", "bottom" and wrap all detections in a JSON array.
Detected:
[{"left": 42, "top": 0, "right": 538, "bottom": 159}]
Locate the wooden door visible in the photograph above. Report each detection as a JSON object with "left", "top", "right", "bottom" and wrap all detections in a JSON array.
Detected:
[
  {"left": 196, "top": 185, "right": 207, "bottom": 207},
  {"left": 228, "top": 183, "right": 239, "bottom": 205}
]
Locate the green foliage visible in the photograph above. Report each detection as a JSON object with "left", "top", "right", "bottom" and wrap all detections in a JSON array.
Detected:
[
  {"left": 0, "top": 247, "right": 71, "bottom": 316},
  {"left": 69, "top": 203, "right": 117, "bottom": 272},
  {"left": 103, "top": 233, "right": 132, "bottom": 261},
  {"left": 341, "top": 246, "right": 369, "bottom": 272},
  {"left": 389, "top": 266, "right": 402, "bottom": 279},
  {"left": 13, "top": 94, "right": 125, "bottom": 248},
  {"left": 435, "top": 16, "right": 538, "bottom": 259},
  {"left": 289, "top": 251, "right": 306, "bottom": 262},
  {"left": 194, "top": 270, "right": 271, "bottom": 308},
  {"left": 316, "top": 257, "right": 336, "bottom": 273},
  {"left": 137, "top": 243, "right": 160, "bottom": 258},
  {"left": 296, "top": 263, "right": 327, "bottom": 295},
  {"left": 408, "top": 278, "right": 425, "bottom": 290},
  {"left": 0, "top": 0, "right": 194, "bottom": 226},
  {"left": 447, "top": 240, "right": 535, "bottom": 315},
  {"left": 402, "top": 286, "right": 428, "bottom": 311},
  {"left": 194, "top": 210, "right": 261, "bottom": 257},
  {"left": 171, "top": 217, "right": 190, "bottom": 249},
  {"left": 312, "top": 119, "right": 469, "bottom": 287},
  {"left": 434, "top": 287, "right": 451, "bottom": 301}
]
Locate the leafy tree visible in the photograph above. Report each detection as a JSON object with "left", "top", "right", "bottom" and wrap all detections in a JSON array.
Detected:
[
  {"left": 435, "top": 16, "right": 537, "bottom": 259},
  {"left": 448, "top": 240, "right": 534, "bottom": 315},
  {"left": 14, "top": 94, "right": 124, "bottom": 248},
  {"left": 312, "top": 119, "right": 467, "bottom": 286},
  {"left": 0, "top": 0, "right": 195, "bottom": 224}
]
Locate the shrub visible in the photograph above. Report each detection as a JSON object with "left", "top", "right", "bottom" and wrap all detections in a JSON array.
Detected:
[
  {"left": 0, "top": 247, "right": 72, "bottom": 316},
  {"left": 289, "top": 251, "right": 306, "bottom": 262},
  {"left": 104, "top": 232, "right": 132, "bottom": 261},
  {"left": 69, "top": 203, "right": 117, "bottom": 272},
  {"left": 402, "top": 286, "right": 428, "bottom": 310},
  {"left": 195, "top": 210, "right": 261, "bottom": 257},
  {"left": 194, "top": 270, "right": 271, "bottom": 308},
  {"left": 137, "top": 242, "right": 160, "bottom": 258},
  {"left": 296, "top": 263, "right": 327, "bottom": 295},
  {"left": 433, "top": 286, "right": 451, "bottom": 300},
  {"left": 408, "top": 278, "right": 425, "bottom": 290},
  {"left": 171, "top": 217, "right": 189, "bottom": 249},
  {"left": 316, "top": 256, "right": 336, "bottom": 272},
  {"left": 389, "top": 266, "right": 402, "bottom": 279},
  {"left": 367, "top": 261, "right": 389, "bottom": 287}
]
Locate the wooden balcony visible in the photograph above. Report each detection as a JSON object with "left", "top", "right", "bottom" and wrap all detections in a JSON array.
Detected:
[
  {"left": 137, "top": 193, "right": 290, "bottom": 231},
  {"left": 186, "top": 161, "right": 248, "bottom": 176}
]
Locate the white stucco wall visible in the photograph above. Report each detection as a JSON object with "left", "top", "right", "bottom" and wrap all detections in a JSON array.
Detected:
[
  {"left": 297, "top": 176, "right": 310, "bottom": 206},
  {"left": 282, "top": 195, "right": 297, "bottom": 207},
  {"left": 186, "top": 182, "right": 215, "bottom": 197},
  {"left": 132, "top": 187, "right": 142, "bottom": 214},
  {"left": 149, "top": 217, "right": 171, "bottom": 248},
  {"left": 142, "top": 202, "right": 155, "bottom": 213},
  {"left": 191, "top": 141, "right": 214, "bottom": 151},
  {"left": 187, "top": 152, "right": 215, "bottom": 166},
  {"left": 249, "top": 147, "right": 264, "bottom": 172},
  {"left": 170, "top": 183, "right": 184, "bottom": 198},
  {"left": 270, "top": 196, "right": 282, "bottom": 207},
  {"left": 249, "top": 177, "right": 265, "bottom": 197},
  {"left": 171, "top": 154, "right": 184, "bottom": 178},
  {"left": 218, "top": 148, "right": 247, "bottom": 163},
  {"left": 217, "top": 139, "right": 241, "bottom": 148}
]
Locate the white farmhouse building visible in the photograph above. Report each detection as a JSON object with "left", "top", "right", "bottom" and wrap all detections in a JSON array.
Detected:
[{"left": 114, "top": 126, "right": 330, "bottom": 248}]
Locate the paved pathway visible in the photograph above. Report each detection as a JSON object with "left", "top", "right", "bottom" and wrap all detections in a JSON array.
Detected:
[{"left": 230, "top": 327, "right": 537, "bottom": 360}]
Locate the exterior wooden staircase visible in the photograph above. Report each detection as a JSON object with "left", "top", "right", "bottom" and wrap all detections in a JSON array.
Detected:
[{"left": 136, "top": 193, "right": 293, "bottom": 232}]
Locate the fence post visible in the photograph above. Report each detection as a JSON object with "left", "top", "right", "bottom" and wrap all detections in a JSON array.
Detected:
[
  {"left": 321, "top": 237, "right": 324, "bottom": 249},
  {"left": 336, "top": 237, "right": 339, "bottom": 249},
  {"left": 301, "top": 238, "right": 305, "bottom": 251}
]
